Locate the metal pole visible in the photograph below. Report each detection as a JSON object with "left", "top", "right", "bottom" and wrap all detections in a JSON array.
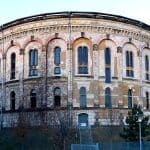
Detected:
[{"left": 139, "top": 121, "right": 142, "bottom": 150}]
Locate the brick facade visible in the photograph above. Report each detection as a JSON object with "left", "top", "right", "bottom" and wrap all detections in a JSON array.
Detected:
[{"left": 0, "top": 12, "right": 150, "bottom": 127}]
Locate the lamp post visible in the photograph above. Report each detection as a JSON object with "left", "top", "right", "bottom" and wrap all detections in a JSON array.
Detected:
[{"left": 138, "top": 114, "right": 143, "bottom": 150}]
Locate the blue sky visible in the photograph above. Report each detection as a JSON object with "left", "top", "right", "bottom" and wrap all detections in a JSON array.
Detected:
[{"left": 0, "top": 0, "right": 150, "bottom": 25}]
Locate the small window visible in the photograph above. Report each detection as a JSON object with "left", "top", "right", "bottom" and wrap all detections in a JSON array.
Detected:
[
  {"left": 105, "top": 87, "right": 111, "bottom": 108},
  {"left": 54, "top": 87, "right": 61, "bottom": 107},
  {"left": 146, "top": 92, "right": 149, "bottom": 110},
  {"left": 29, "top": 49, "right": 38, "bottom": 76},
  {"left": 10, "top": 53, "right": 16, "bottom": 79},
  {"left": 78, "top": 113, "right": 88, "bottom": 128},
  {"left": 80, "top": 87, "right": 87, "bottom": 107},
  {"left": 10, "top": 91, "right": 15, "bottom": 110},
  {"left": 78, "top": 46, "right": 88, "bottom": 74},
  {"left": 54, "top": 67, "right": 61, "bottom": 74},
  {"left": 128, "top": 89, "right": 132, "bottom": 108},
  {"left": 30, "top": 89, "right": 36, "bottom": 108}
]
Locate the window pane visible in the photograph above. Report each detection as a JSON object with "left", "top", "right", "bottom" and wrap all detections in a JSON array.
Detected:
[
  {"left": 10, "top": 91, "right": 15, "bottom": 110},
  {"left": 54, "top": 67, "right": 61, "bottom": 74},
  {"left": 105, "top": 88, "right": 111, "bottom": 108},
  {"left": 83, "top": 46, "right": 88, "bottom": 65},
  {"left": 11, "top": 53, "right": 16, "bottom": 79},
  {"left": 130, "top": 52, "right": 133, "bottom": 67},
  {"left": 78, "top": 47, "right": 82, "bottom": 64},
  {"left": 128, "top": 89, "right": 132, "bottom": 108},
  {"left": 30, "top": 89, "right": 36, "bottom": 108},
  {"left": 105, "top": 67, "right": 111, "bottom": 83},
  {"left": 34, "top": 49, "right": 38, "bottom": 65},
  {"left": 145, "top": 55, "right": 149, "bottom": 71},
  {"left": 126, "top": 51, "right": 129, "bottom": 67},
  {"left": 54, "top": 47, "right": 60, "bottom": 65},
  {"left": 29, "top": 50, "right": 33, "bottom": 65},
  {"left": 54, "top": 87, "right": 61, "bottom": 107},
  {"left": 146, "top": 92, "right": 149, "bottom": 110},
  {"left": 105, "top": 48, "right": 111, "bottom": 65},
  {"left": 80, "top": 87, "right": 86, "bottom": 107}
]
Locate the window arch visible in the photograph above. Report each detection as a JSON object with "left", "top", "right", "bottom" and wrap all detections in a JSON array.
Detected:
[
  {"left": 10, "top": 91, "right": 15, "bottom": 110},
  {"left": 78, "top": 113, "right": 88, "bottom": 127},
  {"left": 10, "top": 53, "right": 16, "bottom": 79},
  {"left": 105, "top": 48, "right": 111, "bottom": 83},
  {"left": 105, "top": 87, "right": 111, "bottom": 108},
  {"left": 54, "top": 87, "right": 61, "bottom": 107},
  {"left": 29, "top": 49, "right": 38, "bottom": 76},
  {"left": 126, "top": 51, "right": 134, "bottom": 77},
  {"left": 128, "top": 89, "right": 132, "bottom": 108},
  {"left": 146, "top": 92, "right": 149, "bottom": 110},
  {"left": 30, "top": 89, "right": 36, "bottom": 108},
  {"left": 80, "top": 87, "right": 87, "bottom": 107},
  {"left": 145, "top": 55, "right": 149, "bottom": 80},
  {"left": 78, "top": 46, "right": 88, "bottom": 74}
]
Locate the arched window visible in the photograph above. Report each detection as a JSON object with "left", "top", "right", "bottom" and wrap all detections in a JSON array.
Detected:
[
  {"left": 10, "top": 53, "right": 16, "bottom": 79},
  {"left": 126, "top": 51, "right": 134, "bottom": 77},
  {"left": 105, "top": 48, "right": 111, "bottom": 83},
  {"left": 78, "top": 46, "right": 88, "bottom": 74},
  {"left": 128, "top": 89, "right": 132, "bottom": 108},
  {"left": 54, "top": 87, "right": 61, "bottom": 107},
  {"left": 54, "top": 47, "right": 61, "bottom": 74},
  {"left": 80, "top": 87, "right": 86, "bottom": 107},
  {"left": 29, "top": 49, "right": 38, "bottom": 76},
  {"left": 145, "top": 55, "right": 149, "bottom": 80},
  {"left": 78, "top": 113, "right": 88, "bottom": 127},
  {"left": 146, "top": 92, "right": 149, "bottom": 110},
  {"left": 105, "top": 87, "right": 111, "bottom": 108},
  {"left": 10, "top": 91, "right": 15, "bottom": 110},
  {"left": 30, "top": 89, "right": 36, "bottom": 108}
]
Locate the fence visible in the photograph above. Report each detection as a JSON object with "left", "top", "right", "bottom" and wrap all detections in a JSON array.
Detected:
[
  {"left": 71, "top": 144, "right": 99, "bottom": 150},
  {"left": 99, "top": 141, "right": 150, "bottom": 150}
]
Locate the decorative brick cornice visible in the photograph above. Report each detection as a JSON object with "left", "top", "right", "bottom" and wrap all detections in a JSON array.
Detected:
[
  {"left": 0, "top": 24, "right": 150, "bottom": 45},
  {"left": 93, "top": 44, "right": 98, "bottom": 51},
  {"left": 20, "top": 48, "right": 24, "bottom": 55}
]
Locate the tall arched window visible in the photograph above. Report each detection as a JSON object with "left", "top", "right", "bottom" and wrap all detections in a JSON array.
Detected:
[
  {"left": 80, "top": 87, "right": 87, "bottom": 107},
  {"left": 54, "top": 87, "right": 61, "bottom": 107},
  {"left": 146, "top": 92, "right": 149, "bottom": 110},
  {"left": 29, "top": 49, "right": 38, "bottom": 76},
  {"left": 78, "top": 113, "right": 88, "bottom": 127},
  {"left": 126, "top": 51, "right": 134, "bottom": 77},
  {"left": 78, "top": 46, "right": 88, "bottom": 74},
  {"left": 105, "top": 87, "right": 111, "bottom": 108},
  {"left": 10, "top": 91, "right": 15, "bottom": 110},
  {"left": 30, "top": 89, "right": 36, "bottom": 108},
  {"left": 145, "top": 55, "right": 149, "bottom": 80},
  {"left": 10, "top": 53, "right": 16, "bottom": 79},
  {"left": 105, "top": 48, "right": 111, "bottom": 83},
  {"left": 128, "top": 89, "right": 132, "bottom": 108},
  {"left": 54, "top": 47, "right": 61, "bottom": 74}
]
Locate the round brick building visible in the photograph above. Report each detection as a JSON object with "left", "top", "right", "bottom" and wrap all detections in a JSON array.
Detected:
[{"left": 0, "top": 12, "right": 150, "bottom": 127}]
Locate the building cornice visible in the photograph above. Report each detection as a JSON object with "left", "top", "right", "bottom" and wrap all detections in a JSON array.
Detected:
[
  {"left": 0, "top": 11, "right": 150, "bottom": 31},
  {"left": 0, "top": 24, "right": 150, "bottom": 44}
]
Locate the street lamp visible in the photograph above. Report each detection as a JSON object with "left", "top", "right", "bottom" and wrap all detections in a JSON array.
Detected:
[{"left": 138, "top": 113, "right": 143, "bottom": 150}]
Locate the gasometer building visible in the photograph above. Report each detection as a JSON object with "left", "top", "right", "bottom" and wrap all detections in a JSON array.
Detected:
[{"left": 0, "top": 12, "right": 150, "bottom": 127}]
